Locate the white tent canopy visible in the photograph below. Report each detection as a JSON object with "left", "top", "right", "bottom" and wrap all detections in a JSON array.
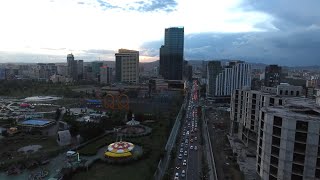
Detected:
[{"left": 126, "top": 114, "right": 140, "bottom": 126}]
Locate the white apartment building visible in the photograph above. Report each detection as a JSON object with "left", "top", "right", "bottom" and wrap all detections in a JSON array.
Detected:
[
  {"left": 115, "top": 49, "right": 139, "bottom": 84},
  {"left": 215, "top": 61, "right": 251, "bottom": 96}
]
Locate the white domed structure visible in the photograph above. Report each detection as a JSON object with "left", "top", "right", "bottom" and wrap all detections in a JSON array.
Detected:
[{"left": 126, "top": 114, "right": 140, "bottom": 126}]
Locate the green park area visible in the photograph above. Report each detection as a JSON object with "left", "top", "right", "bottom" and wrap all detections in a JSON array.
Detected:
[{"left": 72, "top": 115, "right": 173, "bottom": 180}]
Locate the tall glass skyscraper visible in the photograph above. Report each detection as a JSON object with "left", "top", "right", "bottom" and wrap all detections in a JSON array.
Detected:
[{"left": 159, "top": 27, "right": 184, "bottom": 80}]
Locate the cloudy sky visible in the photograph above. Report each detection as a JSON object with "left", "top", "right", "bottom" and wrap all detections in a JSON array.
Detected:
[{"left": 0, "top": 0, "right": 319, "bottom": 66}]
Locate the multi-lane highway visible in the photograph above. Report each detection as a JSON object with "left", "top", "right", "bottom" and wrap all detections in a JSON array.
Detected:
[{"left": 173, "top": 80, "right": 201, "bottom": 180}]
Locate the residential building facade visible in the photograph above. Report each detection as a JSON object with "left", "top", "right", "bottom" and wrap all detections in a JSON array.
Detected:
[
  {"left": 264, "top": 65, "right": 282, "bottom": 87},
  {"left": 206, "top": 61, "right": 222, "bottom": 97},
  {"left": 215, "top": 61, "right": 251, "bottom": 97},
  {"left": 115, "top": 49, "right": 139, "bottom": 84}
]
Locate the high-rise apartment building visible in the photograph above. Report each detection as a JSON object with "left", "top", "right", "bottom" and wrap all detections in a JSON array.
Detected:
[
  {"left": 230, "top": 84, "right": 320, "bottom": 180},
  {"left": 100, "top": 66, "right": 112, "bottom": 84},
  {"left": 257, "top": 99, "right": 320, "bottom": 180},
  {"left": 67, "top": 54, "right": 83, "bottom": 81},
  {"left": 230, "top": 84, "right": 303, "bottom": 148},
  {"left": 206, "top": 61, "right": 222, "bottom": 97},
  {"left": 215, "top": 61, "right": 251, "bottom": 97},
  {"left": 36, "top": 63, "right": 57, "bottom": 79},
  {"left": 264, "top": 65, "right": 282, "bottom": 87},
  {"left": 115, "top": 49, "right": 139, "bottom": 84},
  {"left": 159, "top": 27, "right": 184, "bottom": 80},
  {"left": 77, "top": 60, "right": 84, "bottom": 80},
  {"left": 91, "top": 61, "right": 104, "bottom": 81}
]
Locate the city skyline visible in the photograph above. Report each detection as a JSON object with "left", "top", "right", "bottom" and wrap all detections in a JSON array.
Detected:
[{"left": 0, "top": 0, "right": 320, "bottom": 66}]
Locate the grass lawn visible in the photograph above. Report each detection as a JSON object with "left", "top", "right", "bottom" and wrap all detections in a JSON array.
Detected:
[
  {"left": 0, "top": 134, "right": 59, "bottom": 157},
  {"left": 72, "top": 118, "right": 171, "bottom": 180},
  {"left": 78, "top": 135, "right": 114, "bottom": 156},
  {"left": 0, "top": 134, "right": 60, "bottom": 169}
]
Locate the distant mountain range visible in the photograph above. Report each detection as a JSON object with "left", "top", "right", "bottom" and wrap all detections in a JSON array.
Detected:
[{"left": 1, "top": 60, "right": 319, "bottom": 71}]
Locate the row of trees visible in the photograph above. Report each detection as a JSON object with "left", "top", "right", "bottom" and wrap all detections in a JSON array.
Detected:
[{"left": 0, "top": 80, "right": 81, "bottom": 98}]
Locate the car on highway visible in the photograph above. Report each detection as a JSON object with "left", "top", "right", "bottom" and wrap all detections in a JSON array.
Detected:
[
  {"left": 195, "top": 136, "right": 197, "bottom": 141},
  {"left": 174, "top": 172, "right": 179, "bottom": 180},
  {"left": 180, "top": 148, "right": 184, "bottom": 153},
  {"left": 183, "top": 159, "right": 187, "bottom": 166},
  {"left": 184, "top": 151, "right": 187, "bottom": 156},
  {"left": 181, "top": 170, "right": 186, "bottom": 177},
  {"left": 190, "top": 145, "right": 193, "bottom": 150},
  {"left": 190, "top": 139, "right": 193, "bottom": 143},
  {"left": 194, "top": 146, "right": 198, "bottom": 151},
  {"left": 178, "top": 153, "right": 183, "bottom": 159}
]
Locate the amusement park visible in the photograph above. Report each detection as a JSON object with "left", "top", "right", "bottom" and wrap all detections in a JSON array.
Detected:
[{"left": 0, "top": 85, "right": 184, "bottom": 180}]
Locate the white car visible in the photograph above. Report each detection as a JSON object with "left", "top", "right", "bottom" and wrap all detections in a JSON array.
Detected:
[
  {"left": 183, "top": 159, "right": 187, "bottom": 166},
  {"left": 190, "top": 146, "right": 194, "bottom": 150},
  {"left": 174, "top": 172, "right": 179, "bottom": 180},
  {"left": 184, "top": 151, "right": 188, "bottom": 156},
  {"left": 180, "top": 148, "right": 184, "bottom": 153},
  {"left": 181, "top": 170, "right": 186, "bottom": 177},
  {"left": 194, "top": 146, "right": 198, "bottom": 151},
  {"left": 178, "top": 153, "right": 183, "bottom": 159}
]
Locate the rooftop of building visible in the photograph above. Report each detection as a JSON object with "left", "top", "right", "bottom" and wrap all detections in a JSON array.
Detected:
[
  {"left": 263, "top": 97, "right": 320, "bottom": 120},
  {"left": 116, "top": 49, "right": 139, "bottom": 54}
]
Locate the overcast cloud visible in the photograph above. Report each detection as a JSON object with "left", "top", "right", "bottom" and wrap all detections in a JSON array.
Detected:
[{"left": 0, "top": 0, "right": 319, "bottom": 66}]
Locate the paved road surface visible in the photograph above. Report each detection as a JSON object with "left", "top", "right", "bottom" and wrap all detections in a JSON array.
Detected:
[{"left": 173, "top": 80, "right": 201, "bottom": 180}]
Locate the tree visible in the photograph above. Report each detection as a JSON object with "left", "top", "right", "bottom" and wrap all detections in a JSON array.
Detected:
[
  {"left": 79, "top": 122, "right": 104, "bottom": 140},
  {"left": 55, "top": 108, "right": 61, "bottom": 121}
]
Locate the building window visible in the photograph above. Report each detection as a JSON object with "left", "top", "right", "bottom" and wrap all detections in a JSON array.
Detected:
[
  {"left": 269, "top": 175, "right": 277, "bottom": 180},
  {"left": 293, "top": 153, "right": 305, "bottom": 164},
  {"left": 273, "top": 126, "right": 281, "bottom": 137},
  {"left": 253, "top": 93, "right": 256, "bottom": 99},
  {"left": 270, "top": 156, "right": 279, "bottom": 166},
  {"left": 260, "top": 130, "right": 263, "bottom": 138},
  {"left": 271, "top": 146, "right": 280, "bottom": 156},
  {"left": 316, "top": 169, "right": 320, "bottom": 178},
  {"left": 261, "top": 112, "right": 265, "bottom": 120},
  {"left": 259, "top": 147, "right": 262, "bottom": 155},
  {"left": 279, "top": 99, "right": 283, "bottom": 105},
  {"left": 296, "top": 121, "right": 308, "bottom": 132},
  {"left": 270, "top": 98, "right": 275, "bottom": 106},
  {"left": 285, "top": 90, "right": 288, "bottom": 95},
  {"left": 295, "top": 132, "right": 307, "bottom": 143},
  {"left": 294, "top": 142, "right": 306, "bottom": 154},
  {"left": 291, "top": 174, "right": 303, "bottom": 180},
  {"left": 274, "top": 116, "right": 282, "bottom": 127},
  {"left": 259, "top": 138, "right": 262, "bottom": 147},
  {"left": 296, "top": 91, "right": 300, "bottom": 96},
  {"left": 280, "top": 90, "right": 283, "bottom": 95},
  {"left": 292, "top": 163, "right": 304, "bottom": 175},
  {"left": 260, "top": 121, "right": 264, "bottom": 129},
  {"left": 270, "top": 165, "right": 278, "bottom": 176},
  {"left": 272, "top": 136, "right": 281, "bottom": 146}
]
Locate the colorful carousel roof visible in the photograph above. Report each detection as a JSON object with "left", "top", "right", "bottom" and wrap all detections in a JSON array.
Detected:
[
  {"left": 107, "top": 141, "right": 134, "bottom": 153},
  {"left": 105, "top": 141, "right": 135, "bottom": 158}
]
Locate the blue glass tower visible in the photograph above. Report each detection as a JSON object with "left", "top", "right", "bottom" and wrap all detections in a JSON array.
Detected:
[{"left": 159, "top": 27, "right": 184, "bottom": 80}]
